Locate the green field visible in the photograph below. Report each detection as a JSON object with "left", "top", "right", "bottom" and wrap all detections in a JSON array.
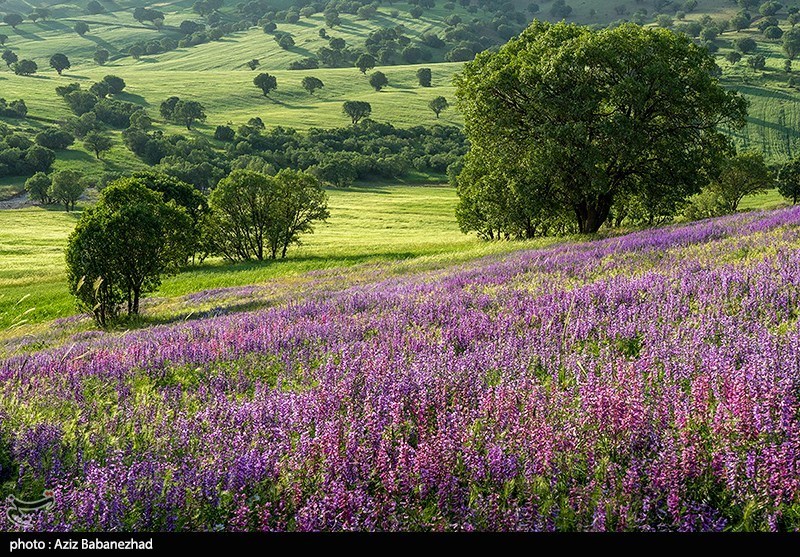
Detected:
[{"left": 0, "top": 183, "right": 527, "bottom": 333}]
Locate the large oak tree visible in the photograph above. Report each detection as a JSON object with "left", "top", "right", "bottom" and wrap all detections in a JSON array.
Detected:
[{"left": 454, "top": 22, "right": 747, "bottom": 234}]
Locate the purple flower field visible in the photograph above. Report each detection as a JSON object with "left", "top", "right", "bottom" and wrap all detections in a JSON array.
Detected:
[{"left": 4, "top": 208, "right": 800, "bottom": 531}]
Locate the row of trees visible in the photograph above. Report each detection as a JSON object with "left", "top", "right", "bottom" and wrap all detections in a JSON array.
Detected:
[{"left": 66, "top": 170, "right": 329, "bottom": 327}]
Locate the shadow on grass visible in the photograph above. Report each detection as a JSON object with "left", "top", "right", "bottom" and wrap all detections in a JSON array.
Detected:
[
  {"left": 12, "top": 28, "right": 44, "bottom": 41},
  {"left": 116, "top": 91, "right": 150, "bottom": 106},
  {"left": 734, "top": 84, "right": 798, "bottom": 102},
  {"left": 85, "top": 35, "right": 117, "bottom": 52}
]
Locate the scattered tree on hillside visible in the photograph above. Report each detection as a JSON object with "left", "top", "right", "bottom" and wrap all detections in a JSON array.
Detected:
[
  {"left": 24, "top": 172, "right": 52, "bottom": 204},
  {"left": 254, "top": 72, "right": 278, "bottom": 97},
  {"left": 342, "top": 100, "right": 371, "bottom": 124},
  {"left": 785, "top": 26, "right": 800, "bottom": 58},
  {"left": 2, "top": 49, "right": 17, "bottom": 67},
  {"left": 302, "top": 76, "right": 324, "bottom": 94},
  {"left": 129, "top": 44, "right": 143, "bottom": 59},
  {"left": 277, "top": 33, "right": 295, "bottom": 49},
  {"left": 102, "top": 75, "right": 126, "bottom": 94},
  {"left": 94, "top": 48, "right": 109, "bottom": 65},
  {"left": 214, "top": 124, "right": 235, "bottom": 141},
  {"left": 778, "top": 157, "right": 800, "bottom": 203},
  {"left": 409, "top": 6, "right": 423, "bottom": 17},
  {"left": 160, "top": 96, "right": 180, "bottom": 120},
  {"left": 428, "top": 96, "right": 449, "bottom": 118},
  {"left": 324, "top": 9, "right": 341, "bottom": 27},
  {"left": 731, "top": 10, "right": 751, "bottom": 31},
  {"left": 129, "top": 110, "right": 151, "bottom": 129},
  {"left": 35, "top": 128, "right": 74, "bottom": 150},
  {"left": 174, "top": 99, "right": 206, "bottom": 129},
  {"left": 247, "top": 58, "right": 260, "bottom": 70},
  {"left": 0, "top": 35, "right": 7, "bottom": 45},
  {"left": 736, "top": 37, "right": 757, "bottom": 53},
  {"left": 269, "top": 169, "right": 330, "bottom": 258},
  {"left": 454, "top": 22, "right": 747, "bottom": 235},
  {"left": 75, "top": 22, "right": 90, "bottom": 36},
  {"left": 726, "top": 51, "right": 742, "bottom": 64},
  {"left": 49, "top": 169, "right": 85, "bottom": 211},
  {"left": 66, "top": 179, "right": 193, "bottom": 326},
  {"left": 84, "top": 131, "right": 113, "bottom": 159},
  {"left": 369, "top": 71, "right": 388, "bottom": 91},
  {"left": 49, "top": 53, "right": 71, "bottom": 75},
  {"left": 417, "top": 67, "right": 432, "bottom": 87},
  {"left": 709, "top": 151, "right": 772, "bottom": 213},
  {"left": 13, "top": 59, "right": 37, "bottom": 76},
  {"left": 356, "top": 53, "right": 376, "bottom": 74},
  {"left": 3, "top": 14, "right": 23, "bottom": 28},
  {"left": 748, "top": 54, "right": 766, "bottom": 70},
  {"left": 89, "top": 81, "right": 111, "bottom": 99},
  {"left": 87, "top": 0, "right": 105, "bottom": 14}
]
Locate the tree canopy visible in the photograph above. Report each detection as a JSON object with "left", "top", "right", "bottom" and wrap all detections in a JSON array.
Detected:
[
  {"left": 454, "top": 22, "right": 747, "bottom": 235},
  {"left": 254, "top": 72, "right": 278, "bottom": 97},
  {"left": 342, "top": 101, "right": 371, "bottom": 124}
]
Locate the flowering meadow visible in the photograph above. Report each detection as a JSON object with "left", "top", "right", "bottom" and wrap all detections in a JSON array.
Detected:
[{"left": 4, "top": 208, "right": 800, "bottom": 531}]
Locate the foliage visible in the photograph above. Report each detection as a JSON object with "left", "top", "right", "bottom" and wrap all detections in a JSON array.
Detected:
[
  {"left": 24, "top": 172, "right": 52, "bottom": 204},
  {"left": 254, "top": 73, "right": 278, "bottom": 97},
  {"left": 708, "top": 150, "right": 773, "bottom": 213},
  {"left": 342, "top": 100, "right": 372, "bottom": 124},
  {"left": 369, "top": 71, "right": 388, "bottom": 91},
  {"left": 49, "top": 53, "right": 70, "bottom": 75},
  {"left": 48, "top": 169, "right": 85, "bottom": 211}
]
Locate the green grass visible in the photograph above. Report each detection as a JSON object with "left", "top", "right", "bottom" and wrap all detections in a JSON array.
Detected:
[{"left": 0, "top": 183, "right": 525, "bottom": 331}]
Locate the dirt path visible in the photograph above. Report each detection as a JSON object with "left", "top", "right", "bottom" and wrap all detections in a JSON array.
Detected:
[{"left": 0, "top": 192, "right": 34, "bottom": 210}]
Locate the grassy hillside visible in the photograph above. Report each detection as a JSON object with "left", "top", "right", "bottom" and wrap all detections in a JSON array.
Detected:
[{"left": 0, "top": 183, "right": 523, "bottom": 332}]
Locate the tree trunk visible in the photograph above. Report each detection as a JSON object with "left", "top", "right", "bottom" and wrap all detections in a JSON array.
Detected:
[
  {"left": 574, "top": 194, "right": 614, "bottom": 234},
  {"left": 132, "top": 287, "right": 140, "bottom": 315}
]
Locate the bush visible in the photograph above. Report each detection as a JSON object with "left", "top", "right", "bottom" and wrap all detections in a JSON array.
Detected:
[{"left": 35, "top": 128, "right": 74, "bottom": 150}]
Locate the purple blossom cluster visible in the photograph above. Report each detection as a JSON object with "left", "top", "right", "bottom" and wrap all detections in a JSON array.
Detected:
[{"left": 4, "top": 208, "right": 800, "bottom": 531}]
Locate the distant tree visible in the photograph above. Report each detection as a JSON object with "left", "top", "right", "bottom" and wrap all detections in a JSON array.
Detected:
[
  {"left": 357, "top": 5, "right": 377, "bottom": 19},
  {"left": 89, "top": 81, "right": 111, "bottom": 98},
  {"left": 2, "top": 49, "right": 17, "bottom": 67},
  {"left": 254, "top": 72, "right": 278, "bottom": 96},
  {"left": 75, "top": 21, "right": 90, "bottom": 36},
  {"left": 328, "top": 37, "right": 345, "bottom": 50},
  {"left": 49, "top": 53, "right": 71, "bottom": 75},
  {"left": 784, "top": 26, "right": 800, "bottom": 58},
  {"left": 128, "top": 110, "right": 151, "bottom": 129},
  {"left": 247, "top": 116, "right": 265, "bottom": 129},
  {"left": 29, "top": 12, "right": 40, "bottom": 23},
  {"left": 65, "top": 90, "right": 98, "bottom": 115},
  {"left": 355, "top": 53, "right": 376, "bottom": 74},
  {"left": 409, "top": 5, "right": 424, "bottom": 17},
  {"left": 214, "top": 124, "right": 235, "bottom": 141},
  {"left": 35, "top": 128, "right": 74, "bottom": 150},
  {"left": 764, "top": 25, "right": 783, "bottom": 39},
  {"left": 318, "top": 28, "right": 328, "bottom": 38},
  {"left": 102, "top": 75, "right": 126, "bottom": 94},
  {"left": 710, "top": 151, "right": 772, "bottom": 213},
  {"left": 656, "top": 14, "right": 673, "bottom": 27},
  {"left": 34, "top": 7, "right": 50, "bottom": 21},
  {"left": 129, "top": 44, "right": 143, "bottom": 59},
  {"left": 94, "top": 48, "right": 109, "bottom": 65},
  {"left": 0, "top": 35, "right": 7, "bottom": 45},
  {"left": 262, "top": 22, "right": 277, "bottom": 33},
  {"left": 428, "top": 96, "right": 449, "bottom": 118},
  {"left": 342, "top": 100, "right": 371, "bottom": 124},
  {"left": 173, "top": 99, "right": 206, "bottom": 129},
  {"left": 726, "top": 51, "right": 742, "bottom": 64},
  {"left": 731, "top": 10, "right": 751, "bottom": 30},
  {"left": 25, "top": 172, "right": 52, "bottom": 204},
  {"left": 760, "top": 1, "right": 782, "bottom": 15},
  {"left": 285, "top": 11, "right": 300, "bottom": 23},
  {"left": 49, "top": 169, "right": 85, "bottom": 211},
  {"left": 778, "top": 157, "right": 800, "bottom": 203},
  {"left": 278, "top": 33, "right": 295, "bottom": 49},
  {"left": 87, "top": 0, "right": 105, "bottom": 14},
  {"left": 748, "top": 54, "right": 766, "bottom": 70},
  {"left": 3, "top": 14, "right": 23, "bottom": 28},
  {"left": 160, "top": 96, "right": 180, "bottom": 119},
  {"left": 417, "top": 67, "right": 432, "bottom": 86},
  {"left": 786, "top": 59, "right": 793, "bottom": 73},
  {"left": 369, "top": 71, "right": 388, "bottom": 91},
  {"left": 83, "top": 131, "right": 113, "bottom": 159},
  {"left": 13, "top": 59, "right": 37, "bottom": 75},
  {"left": 66, "top": 179, "right": 193, "bottom": 325},
  {"left": 301, "top": 76, "right": 324, "bottom": 94},
  {"left": 736, "top": 36, "right": 758, "bottom": 52},
  {"left": 247, "top": 58, "right": 260, "bottom": 70},
  {"left": 179, "top": 20, "right": 203, "bottom": 35},
  {"left": 324, "top": 9, "right": 341, "bottom": 27}
]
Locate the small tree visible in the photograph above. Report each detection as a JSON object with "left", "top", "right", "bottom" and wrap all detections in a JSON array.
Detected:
[
  {"left": 277, "top": 34, "right": 295, "bottom": 49},
  {"left": 75, "top": 22, "right": 90, "bottom": 36},
  {"left": 13, "top": 59, "right": 37, "bottom": 76},
  {"left": 87, "top": 0, "right": 105, "bottom": 14},
  {"left": 748, "top": 54, "right": 766, "bottom": 70},
  {"left": 736, "top": 37, "right": 758, "bottom": 53},
  {"left": 342, "top": 100, "right": 371, "bottom": 124},
  {"left": 129, "top": 44, "right": 143, "bottom": 59},
  {"left": 94, "top": 48, "right": 109, "bottom": 65},
  {"left": 355, "top": 53, "right": 376, "bottom": 74},
  {"left": 369, "top": 70, "right": 388, "bottom": 91},
  {"left": 129, "top": 110, "right": 152, "bottom": 129},
  {"left": 710, "top": 151, "right": 773, "bottom": 213},
  {"left": 24, "top": 172, "right": 52, "bottom": 204},
  {"left": 778, "top": 157, "right": 800, "bottom": 203},
  {"left": 785, "top": 26, "right": 800, "bottom": 58},
  {"left": 254, "top": 72, "right": 278, "bottom": 96},
  {"left": 726, "top": 51, "right": 742, "bottom": 65},
  {"left": 269, "top": 169, "right": 330, "bottom": 258},
  {"left": 301, "top": 76, "right": 324, "bottom": 94},
  {"left": 3, "top": 14, "right": 23, "bottom": 28},
  {"left": 49, "top": 53, "right": 70, "bottom": 75},
  {"left": 174, "top": 100, "right": 206, "bottom": 129},
  {"left": 49, "top": 169, "right": 85, "bottom": 211},
  {"left": 0, "top": 35, "right": 8, "bottom": 46},
  {"left": 207, "top": 170, "right": 280, "bottom": 261},
  {"left": 65, "top": 179, "right": 193, "bottom": 326},
  {"left": 428, "top": 96, "right": 449, "bottom": 118},
  {"left": 247, "top": 58, "right": 260, "bottom": 70},
  {"left": 417, "top": 67, "right": 432, "bottom": 86},
  {"left": 103, "top": 75, "right": 126, "bottom": 94},
  {"left": 84, "top": 131, "right": 113, "bottom": 159},
  {"left": 2, "top": 49, "right": 18, "bottom": 67}
]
